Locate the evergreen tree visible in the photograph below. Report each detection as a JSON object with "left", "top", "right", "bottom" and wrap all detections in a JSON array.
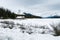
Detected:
[{"left": 0, "top": 7, "right": 17, "bottom": 19}]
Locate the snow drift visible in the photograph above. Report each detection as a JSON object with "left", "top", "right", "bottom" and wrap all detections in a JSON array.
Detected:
[{"left": 0, "top": 19, "right": 60, "bottom": 40}]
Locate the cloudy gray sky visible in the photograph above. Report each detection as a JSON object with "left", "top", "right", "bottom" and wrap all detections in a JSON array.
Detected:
[{"left": 0, "top": 0, "right": 60, "bottom": 17}]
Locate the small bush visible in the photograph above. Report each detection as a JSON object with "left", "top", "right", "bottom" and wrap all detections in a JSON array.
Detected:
[
  {"left": 0, "top": 21, "right": 15, "bottom": 29},
  {"left": 50, "top": 23, "right": 60, "bottom": 36}
]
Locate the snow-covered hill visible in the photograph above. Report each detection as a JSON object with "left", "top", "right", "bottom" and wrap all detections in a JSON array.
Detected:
[{"left": 0, "top": 19, "right": 60, "bottom": 40}]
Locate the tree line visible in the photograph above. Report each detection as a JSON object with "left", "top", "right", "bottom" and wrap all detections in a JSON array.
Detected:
[
  {"left": 1, "top": 7, "right": 60, "bottom": 19},
  {"left": 0, "top": 7, "right": 42, "bottom": 19},
  {"left": 0, "top": 7, "right": 17, "bottom": 19}
]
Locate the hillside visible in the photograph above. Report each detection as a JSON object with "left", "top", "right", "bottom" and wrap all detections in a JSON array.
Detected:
[{"left": 0, "top": 19, "right": 60, "bottom": 40}]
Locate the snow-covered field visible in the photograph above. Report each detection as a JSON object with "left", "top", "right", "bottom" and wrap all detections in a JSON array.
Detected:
[{"left": 0, "top": 19, "right": 60, "bottom": 40}]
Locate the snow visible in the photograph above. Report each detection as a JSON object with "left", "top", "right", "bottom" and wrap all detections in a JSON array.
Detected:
[
  {"left": 0, "top": 19, "right": 60, "bottom": 40},
  {"left": 0, "top": 28, "right": 59, "bottom": 40}
]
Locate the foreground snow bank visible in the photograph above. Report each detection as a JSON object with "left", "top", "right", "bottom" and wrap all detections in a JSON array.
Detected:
[
  {"left": 0, "top": 19, "right": 60, "bottom": 35},
  {"left": 0, "top": 28, "right": 59, "bottom": 40},
  {"left": 0, "top": 19, "right": 60, "bottom": 40},
  {"left": 0, "top": 19, "right": 55, "bottom": 35}
]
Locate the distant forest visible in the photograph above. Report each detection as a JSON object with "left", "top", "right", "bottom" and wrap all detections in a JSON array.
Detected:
[
  {"left": 0, "top": 7, "right": 17, "bottom": 19},
  {"left": 0, "top": 7, "right": 42, "bottom": 19}
]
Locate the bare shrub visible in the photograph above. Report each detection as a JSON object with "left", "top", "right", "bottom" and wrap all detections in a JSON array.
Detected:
[
  {"left": 0, "top": 21, "right": 15, "bottom": 29},
  {"left": 50, "top": 22, "right": 60, "bottom": 36}
]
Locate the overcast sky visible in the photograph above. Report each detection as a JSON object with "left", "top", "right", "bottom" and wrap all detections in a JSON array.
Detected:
[{"left": 0, "top": 0, "right": 60, "bottom": 17}]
